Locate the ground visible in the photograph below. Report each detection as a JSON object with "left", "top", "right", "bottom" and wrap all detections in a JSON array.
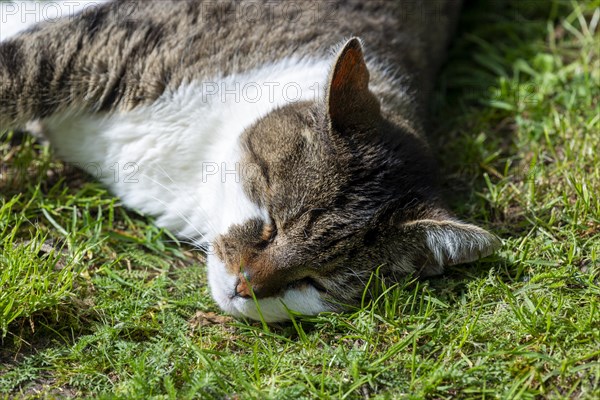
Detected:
[{"left": 1, "top": 0, "right": 599, "bottom": 398}]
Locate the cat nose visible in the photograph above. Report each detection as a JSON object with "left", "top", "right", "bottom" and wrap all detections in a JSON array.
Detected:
[
  {"left": 234, "top": 270, "right": 281, "bottom": 299},
  {"left": 234, "top": 276, "right": 252, "bottom": 299}
]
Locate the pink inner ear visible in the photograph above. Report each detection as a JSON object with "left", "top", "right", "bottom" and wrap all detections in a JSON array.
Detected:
[
  {"left": 331, "top": 47, "right": 370, "bottom": 95},
  {"left": 327, "top": 38, "right": 380, "bottom": 130}
]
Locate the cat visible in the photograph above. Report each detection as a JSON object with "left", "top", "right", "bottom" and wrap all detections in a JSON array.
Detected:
[{"left": 0, "top": 0, "right": 500, "bottom": 322}]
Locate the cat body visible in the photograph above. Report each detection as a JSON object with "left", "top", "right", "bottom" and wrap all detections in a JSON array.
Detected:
[{"left": 0, "top": 0, "right": 500, "bottom": 321}]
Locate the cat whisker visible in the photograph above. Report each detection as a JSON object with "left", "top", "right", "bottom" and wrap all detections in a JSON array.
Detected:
[
  {"left": 146, "top": 191, "right": 209, "bottom": 245},
  {"left": 162, "top": 238, "right": 207, "bottom": 251},
  {"left": 142, "top": 163, "right": 220, "bottom": 234},
  {"left": 136, "top": 166, "right": 218, "bottom": 237}
]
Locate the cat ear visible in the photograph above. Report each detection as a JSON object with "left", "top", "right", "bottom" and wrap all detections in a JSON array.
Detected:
[
  {"left": 403, "top": 219, "right": 501, "bottom": 273},
  {"left": 326, "top": 37, "right": 380, "bottom": 131}
]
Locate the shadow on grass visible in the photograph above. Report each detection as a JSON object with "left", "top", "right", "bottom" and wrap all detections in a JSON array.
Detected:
[
  {"left": 425, "top": 1, "right": 572, "bottom": 280},
  {"left": 1, "top": 305, "right": 90, "bottom": 364},
  {"left": 433, "top": 1, "right": 558, "bottom": 203}
]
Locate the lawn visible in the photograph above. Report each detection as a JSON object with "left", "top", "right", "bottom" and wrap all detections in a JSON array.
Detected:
[{"left": 1, "top": 0, "right": 599, "bottom": 398}]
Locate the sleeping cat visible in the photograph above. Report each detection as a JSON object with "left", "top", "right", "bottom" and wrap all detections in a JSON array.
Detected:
[{"left": 0, "top": 0, "right": 500, "bottom": 322}]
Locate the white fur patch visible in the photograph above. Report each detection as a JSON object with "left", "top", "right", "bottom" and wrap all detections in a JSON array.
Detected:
[
  {"left": 38, "top": 56, "right": 332, "bottom": 320},
  {"left": 423, "top": 220, "right": 500, "bottom": 266},
  {"left": 1, "top": 1, "right": 110, "bottom": 42}
]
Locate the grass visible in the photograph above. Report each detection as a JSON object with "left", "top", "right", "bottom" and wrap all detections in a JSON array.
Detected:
[{"left": 1, "top": 0, "right": 599, "bottom": 398}]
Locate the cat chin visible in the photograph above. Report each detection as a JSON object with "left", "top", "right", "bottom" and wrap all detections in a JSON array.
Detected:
[{"left": 207, "top": 254, "right": 331, "bottom": 322}]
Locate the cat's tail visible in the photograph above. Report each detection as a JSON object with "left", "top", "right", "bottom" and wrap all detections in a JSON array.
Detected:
[{"left": 0, "top": 1, "right": 110, "bottom": 131}]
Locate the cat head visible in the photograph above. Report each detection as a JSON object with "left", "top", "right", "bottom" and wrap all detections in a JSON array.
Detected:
[{"left": 207, "top": 38, "right": 500, "bottom": 322}]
